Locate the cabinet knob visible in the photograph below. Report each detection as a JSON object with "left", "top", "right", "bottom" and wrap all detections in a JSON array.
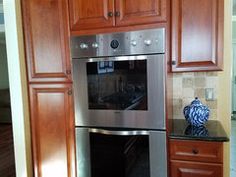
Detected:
[
  {"left": 192, "top": 149, "right": 199, "bottom": 154},
  {"left": 108, "top": 12, "right": 113, "bottom": 17},
  {"left": 66, "top": 70, "right": 71, "bottom": 75},
  {"left": 115, "top": 11, "right": 120, "bottom": 17},
  {"left": 172, "top": 61, "right": 176, "bottom": 65},
  {"left": 68, "top": 89, "right": 73, "bottom": 95}
]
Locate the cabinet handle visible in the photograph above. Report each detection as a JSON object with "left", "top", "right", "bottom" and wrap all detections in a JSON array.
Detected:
[
  {"left": 68, "top": 89, "right": 73, "bottom": 95},
  {"left": 66, "top": 70, "right": 71, "bottom": 75},
  {"left": 108, "top": 12, "right": 113, "bottom": 17},
  {"left": 192, "top": 149, "right": 199, "bottom": 154},
  {"left": 115, "top": 11, "right": 120, "bottom": 17}
]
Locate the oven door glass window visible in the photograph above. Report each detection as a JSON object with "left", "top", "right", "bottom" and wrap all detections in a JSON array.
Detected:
[
  {"left": 86, "top": 60, "right": 147, "bottom": 110},
  {"left": 90, "top": 133, "right": 150, "bottom": 177}
]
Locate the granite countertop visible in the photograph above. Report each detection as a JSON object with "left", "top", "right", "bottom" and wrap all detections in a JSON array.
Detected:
[{"left": 169, "top": 119, "right": 229, "bottom": 142}]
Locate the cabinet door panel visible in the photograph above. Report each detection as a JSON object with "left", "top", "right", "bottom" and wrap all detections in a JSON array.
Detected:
[
  {"left": 30, "top": 84, "right": 75, "bottom": 177},
  {"left": 116, "top": 0, "right": 167, "bottom": 26},
  {"left": 171, "top": 0, "right": 224, "bottom": 72},
  {"left": 69, "top": 0, "right": 115, "bottom": 31},
  {"left": 171, "top": 160, "right": 223, "bottom": 177},
  {"left": 22, "top": 0, "right": 71, "bottom": 82}
]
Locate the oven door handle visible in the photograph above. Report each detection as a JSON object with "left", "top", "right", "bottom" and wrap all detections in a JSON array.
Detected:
[{"left": 89, "top": 128, "right": 150, "bottom": 136}]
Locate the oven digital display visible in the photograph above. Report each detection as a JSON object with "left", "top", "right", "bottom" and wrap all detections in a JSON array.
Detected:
[{"left": 86, "top": 60, "right": 148, "bottom": 110}]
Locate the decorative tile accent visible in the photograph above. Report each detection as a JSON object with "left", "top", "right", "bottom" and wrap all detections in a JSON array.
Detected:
[
  {"left": 206, "top": 72, "right": 218, "bottom": 76},
  {"left": 194, "top": 77, "right": 206, "bottom": 88},
  {"left": 182, "top": 88, "right": 194, "bottom": 98},
  {"left": 206, "top": 100, "right": 218, "bottom": 109},
  {"left": 183, "top": 78, "right": 194, "bottom": 88},
  {"left": 173, "top": 72, "right": 218, "bottom": 120},
  {"left": 194, "top": 88, "right": 205, "bottom": 99},
  {"left": 194, "top": 72, "right": 206, "bottom": 77}
]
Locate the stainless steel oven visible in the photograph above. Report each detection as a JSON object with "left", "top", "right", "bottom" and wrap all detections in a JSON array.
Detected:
[
  {"left": 76, "top": 128, "right": 167, "bottom": 177},
  {"left": 71, "top": 28, "right": 167, "bottom": 177},
  {"left": 71, "top": 28, "right": 166, "bottom": 130}
]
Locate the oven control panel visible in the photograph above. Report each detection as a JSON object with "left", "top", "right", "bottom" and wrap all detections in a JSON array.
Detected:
[{"left": 70, "top": 28, "right": 165, "bottom": 59}]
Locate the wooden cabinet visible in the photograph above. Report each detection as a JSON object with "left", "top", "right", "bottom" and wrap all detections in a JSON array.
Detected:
[
  {"left": 171, "top": 0, "right": 224, "bottom": 72},
  {"left": 169, "top": 139, "right": 223, "bottom": 177},
  {"left": 115, "top": 0, "right": 167, "bottom": 27},
  {"left": 29, "top": 84, "right": 75, "bottom": 177},
  {"left": 22, "top": 0, "right": 72, "bottom": 83},
  {"left": 171, "top": 161, "right": 223, "bottom": 177},
  {"left": 69, "top": 0, "right": 167, "bottom": 33},
  {"left": 22, "top": 1, "right": 76, "bottom": 177},
  {"left": 69, "top": 0, "right": 115, "bottom": 31}
]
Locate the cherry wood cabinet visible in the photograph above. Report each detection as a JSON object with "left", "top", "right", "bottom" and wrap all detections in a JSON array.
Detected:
[
  {"left": 69, "top": 0, "right": 167, "bottom": 34},
  {"left": 169, "top": 139, "right": 223, "bottom": 177},
  {"left": 115, "top": 0, "right": 167, "bottom": 27},
  {"left": 22, "top": 1, "right": 76, "bottom": 176},
  {"left": 22, "top": 0, "right": 72, "bottom": 83},
  {"left": 170, "top": 140, "right": 223, "bottom": 163},
  {"left": 29, "top": 84, "right": 75, "bottom": 177},
  {"left": 69, "top": 0, "right": 115, "bottom": 31},
  {"left": 171, "top": 160, "right": 223, "bottom": 177},
  {"left": 171, "top": 0, "right": 224, "bottom": 72}
]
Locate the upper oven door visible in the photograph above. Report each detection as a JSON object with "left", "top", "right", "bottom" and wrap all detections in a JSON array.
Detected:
[{"left": 72, "top": 54, "right": 165, "bottom": 130}]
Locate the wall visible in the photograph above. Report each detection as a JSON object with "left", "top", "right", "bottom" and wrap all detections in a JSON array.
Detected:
[
  {"left": 4, "top": 1, "right": 32, "bottom": 177},
  {"left": 232, "top": 43, "right": 236, "bottom": 113},
  {"left": 220, "top": 0, "right": 232, "bottom": 176},
  {"left": 173, "top": 72, "right": 219, "bottom": 120},
  {"left": 232, "top": 19, "right": 236, "bottom": 113},
  {"left": 0, "top": 33, "right": 9, "bottom": 89}
]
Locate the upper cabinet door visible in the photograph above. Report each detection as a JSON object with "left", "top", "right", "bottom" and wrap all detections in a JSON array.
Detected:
[
  {"left": 115, "top": 0, "right": 167, "bottom": 27},
  {"left": 22, "top": 0, "right": 72, "bottom": 83},
  {"left": 69, "top": 0, "right": 115, "bottom": 31},
  {"left": 171, "top": 0, "right": 224, "bottom": 72}
]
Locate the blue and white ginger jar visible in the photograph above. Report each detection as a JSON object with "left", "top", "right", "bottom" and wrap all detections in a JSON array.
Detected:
[{"left": 183, "top": 97, "right": 210, "bottom": 127}]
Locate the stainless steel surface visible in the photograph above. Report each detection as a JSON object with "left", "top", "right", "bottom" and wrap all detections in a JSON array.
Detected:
[
  {"left": 75, "top": 128, "right": 167, "bottom": 177},
  {"left": 150, "top": 131, "right": 167, "bottom": 177},
  {"left": 72, "top": 54, "right": 166, "bottom": 129},
  {"left": 71, "top": 28, "right": 165, "bottom": 59},
  {"left": 76, "top": 128, "right": 91, "bottom": 177},
  {"left": 73, "top": 28, "right": 167, "bottom": 177},
  {"left": 89, "top": 128, "right": 150, "bottom": 136}
]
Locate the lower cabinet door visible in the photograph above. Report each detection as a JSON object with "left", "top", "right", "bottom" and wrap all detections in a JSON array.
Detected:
[
  {"left": 29, "top": 84, "right": 75, "bottom": 177},
  {"left": 170, "top": 160, "right": 223, "bottom": 177}
]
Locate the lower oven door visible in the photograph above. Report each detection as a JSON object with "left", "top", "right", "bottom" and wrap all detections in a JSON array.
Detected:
[
  {"left": 73, "top": 54, "right": 166, "bottom": 129},
  {"left": 76, "top": 128, "right": 167, "bottom": 177}
]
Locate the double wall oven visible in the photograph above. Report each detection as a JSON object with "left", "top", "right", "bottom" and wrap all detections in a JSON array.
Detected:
[{"left": 71, "top": 28, "right": 167, "bottom": 177}]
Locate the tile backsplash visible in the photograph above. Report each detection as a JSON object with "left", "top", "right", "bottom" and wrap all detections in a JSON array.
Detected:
[{"left": 173, "top": 72, "right": 218, "bottom": 120}]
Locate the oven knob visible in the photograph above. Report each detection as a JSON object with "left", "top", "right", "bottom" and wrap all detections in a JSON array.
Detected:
[
  {"left": 110, "top": 40, "right": 119, "bottom": 49},
  {"left": 80, "top": 43, "right": 88, "bottom": 49},
  {"left": 92, "top": 42, "right": 99, "bottom": 48},
  {"left": 144, "top": 39, "right": 152, "bottom": 46},
  {"left": 131, "top": 40, "right": 137, "bottom": 47}
]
